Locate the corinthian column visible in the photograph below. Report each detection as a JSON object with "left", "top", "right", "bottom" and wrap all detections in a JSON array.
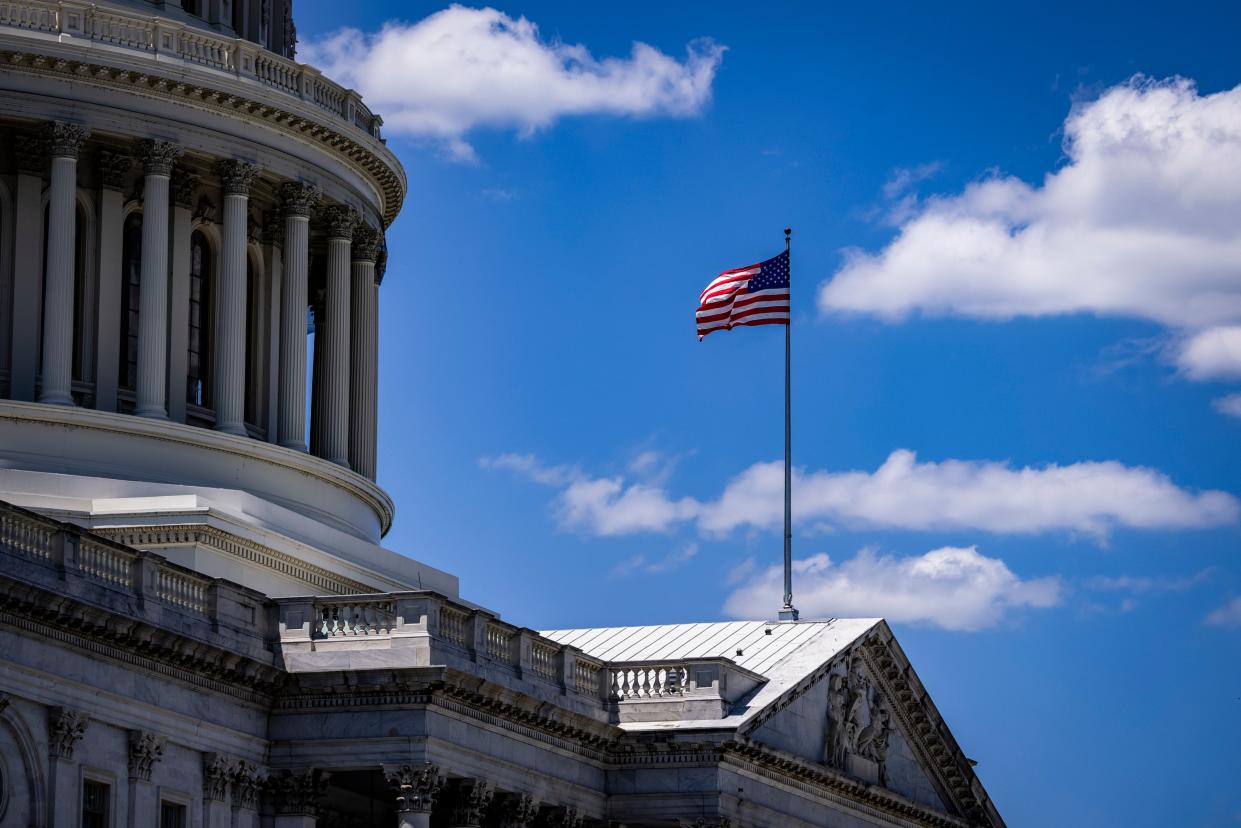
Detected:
[
  {"left": 38, "top": 122, "right": 90, "bottom": 406},
  {"left": 133, "top": 140, "right": 183, "bottom": 418},
  {"left": 277, "top": 181, "right": 320, "bottom": 451},
  {"left": 213, "top": 159, "right": 260, "bottom": 436},
  {"left": 384, "top": 763, "right": 443, "bottom": 828},
  {"left": 314, "top": 204, "right": 357, "bottom": 467},
  {"left": 349, "top": 223, "right": 380, "bottom": 479}
]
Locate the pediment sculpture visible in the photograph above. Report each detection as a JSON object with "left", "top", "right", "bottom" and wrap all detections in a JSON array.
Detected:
[{"left": 824, "top": 655, "right": 892, "bottom": 786}]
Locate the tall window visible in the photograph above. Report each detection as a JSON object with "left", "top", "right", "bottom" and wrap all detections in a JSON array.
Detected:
[
  {"left": 160, "top": 801, "right": 187, "bottom": 828},
  {"left": 82, "top": 779, "right": 110, "bottom": 828},
  {"left": 187, "top": 231, "right": 212, "bottom": 407},
  {"left": 119, "top": 213, "right": 143, "bottom": 391}
]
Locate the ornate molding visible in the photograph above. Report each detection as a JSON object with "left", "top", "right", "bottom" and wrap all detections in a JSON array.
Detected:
[
  {"left": 268, "top": 768, "right": 328, "bottom": 816},
  {"left": 46, "top": 121, "right": 90, "bottom": 159},
  {"left": 203, "top": 752, "right": 234, "bottom": 801},
  {"left": 446, "top": 779, "right": 494, "bottom": 827},
  {"left": 280, "top": 181, "right": 322, "bottom": 218},
  {"left": 128, "top": 730, "right": 166, "bottom": 781},
  {"left": 375, "top": 240, "right": 388, "bottom": 284},
  {"left": 48, "top": 706, "right": 88, "bottom": 759},
  {"left": 351, "top": 223, "right": 381, "bottom": 263},
  {"left": 215, "top": 159, "right": 261, "bottom": 196},
  {"left": 383, "top": 762, "right": 442, "bottom": 814},
  {"left": 231, "top": 759, "right": 265, "bottom": 811},
  {"left": 172, "top": 170, "right": 201, "bottom": 210},
  {"left": 13, "top": 134, "right": 48, "bottom": 174},
  {"left": 136, "top": 139, "right": 183, "bottom": 176},
  {"left": 321, "top": 204, "right": 359, "bottom": 240},
  {"left": 97, "top": 149, "right": 132, "bottom": 191}
]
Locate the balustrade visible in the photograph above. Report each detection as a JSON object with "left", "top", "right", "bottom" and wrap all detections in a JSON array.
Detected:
[
  {"left": 439, "top": 605, "right": 468, "bottom": 647},
  {"left": 0, "top": 511, "right": 55, "bottom": 560},
  {"left": 317, "top": 600, "right": 395, "bottom": 638},
  {"left": 486, "top": 623, "right": 514, "bottom": 664},
  {"left": 79, "top": 539, "right": 133, "bottom": 588},
  {"left": 610, "top": 665, "right": 688, "bottom": 700},
  {"left": 157, "top": 568, "right": 209, "bottom": 612},
  {"left": 574, "top": 658, "right": 602, "bottom": 696},
  {"left": 530, "top": 640, "right": 557, "bottom": 681}
]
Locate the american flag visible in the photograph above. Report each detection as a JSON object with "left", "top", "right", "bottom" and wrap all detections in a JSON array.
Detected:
[{"left": 696, "top": 250, "right": 790, "bottom": 340}]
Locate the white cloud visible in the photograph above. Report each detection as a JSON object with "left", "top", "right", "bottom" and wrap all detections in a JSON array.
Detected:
[
  {"left": 485, "top": 449, "right": 1238, "bottom": 541},
  {"left": 1178, "top": 326, "right": 1241, "bottom": 380},
  {"left": 820, "top": 77, "right": 1241, "bottom": 331},
  {"left": 723, "top": 546, "right": 1062, "bottom": 631},
  {"left": 301, "top": 6, "right": 724, "bottom": 161},
  {"left": 1214, "top": 393, "right": 1241, "bottom": 419},
  {"left": 612, "top": 542, "right": 699, "bottom": 577},
  {"left": 1204, "top": 596, "right": 1241, "bottom": 628},
  {"left": 699, "top": 450, "right": 1239, "bottom": 541},
  {"left": 1085, "top": 570, "right": 1212, "bottom": 594}
]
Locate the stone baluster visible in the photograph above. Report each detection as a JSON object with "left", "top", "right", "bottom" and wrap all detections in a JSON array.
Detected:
[
  {"left": 277, "top": 182, "right": 320, "bottom": 451},
  {"left": 349, "top": 222, "right": 381, "bottom": 479},
  {"left": 212, "top": 159, "right": 260, "bottom": 436},
  {"left": 129, "top": 730, "right": 167, "bottom": 827},
  {"left": 94, "top": 149, "right": 132, "bottom": 413},
  {"left": 384, "top": 763, "right": 443, "bottom": 828},
  {"left": 38, "top": 122, "right": 90, "bottom": 406},
  {"left": 133, "top": 140, "right": 184, "bottom": 418},
  {"left": 314, "top": 205, "right": 357, "bottom": 467}
]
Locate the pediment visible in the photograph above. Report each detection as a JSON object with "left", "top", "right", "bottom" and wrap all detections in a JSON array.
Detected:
[{"left": 742, "top": 621, "right": 1005, "bottom": 828}]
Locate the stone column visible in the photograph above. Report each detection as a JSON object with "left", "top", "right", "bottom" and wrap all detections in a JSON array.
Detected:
[
  {"left": 262, "top": 210, "right": 283, "bottom": 442},
  {"left": 47, "top": 707, "right": 88, "bottom": 828},
  {"left": 167, "top": 170, "right": 199, "bottom": 424},
  {"left": 94, "top": 150, "right": 131, "bottom": 412},
  {"left": 202, "top": 753, "right": 234, "bottom": 828},
  {"left": 314, "top": 205, "right": 357, "bottom": 467},
  {"left": 349, "top": 223, "right": 381, "bottom": 479},
  {"left": 9, "top": 135, "right": 47, "bottom": 401},
  {"left": 133, "top": 140, "right": 183, "bottom": 418},
  {"left": 212, "top": 159, "right": 260, "bottom": 436},
  {"left": 383, "top": 763, "right": 442, "bottom": 828},
  {"left": 230, "top": 760, "right": 265, "bottom": 828},
  {"left": 127, "top": 731, "right": 166, "bottom": 828},
  {"left": 276, "top": 182, "right": 320, "bottom": 451},
  {"left": 269, "top": 768, "right": 327, "bottom": 828},
  {"left": 308, "top": 295, "right": 326, "bottom": 456},
  {"left": 38, "top": 122, "right": 90, "bottom": 406}
]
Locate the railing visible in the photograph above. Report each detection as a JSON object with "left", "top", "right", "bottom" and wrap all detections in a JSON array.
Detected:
[
  {"left": 0, "top": 509, "right": 56, "bottom": 561},
  {"left": 0, "top": 0, "right": 383, "bottom": 139},
  {"left": 610, "top": 665, "right": 687, "bottom": 700},
  {"left": 574, "top": 657, "right": 602, "bottom": 696},
  {"left": 439, "top": 605, "right": 468, "bottom": 647},
  {"left": 157, "top": 568, "right": 210, "bottom": 613},
  {"left": 530, "top": 640, "right": 557, "bottom": 681},
  {"left": 317, "top": 599, "right": 394, "bottom": 637},
  {"left": 486, "top": 622, "right": 514, "bottom": 664},
  {"left": 79, "top": 537, "right": 133, "bottom": 588}
]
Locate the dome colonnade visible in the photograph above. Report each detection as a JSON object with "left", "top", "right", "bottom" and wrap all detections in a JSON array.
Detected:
[{"left": 3, "top": 120, "right": 385, "bottom": 479}]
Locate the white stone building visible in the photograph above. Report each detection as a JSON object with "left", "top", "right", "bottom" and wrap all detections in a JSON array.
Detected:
[{"left": 0, "top": 2, "right": 1007, "bottom": 826}]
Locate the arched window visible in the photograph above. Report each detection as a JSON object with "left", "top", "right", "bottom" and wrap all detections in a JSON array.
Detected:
[
  {"left": 187, "top": 230, "right": 212, "bottom": 408},
  {"left": 118, "top": 213, "right": 142, "bottom": 394}
]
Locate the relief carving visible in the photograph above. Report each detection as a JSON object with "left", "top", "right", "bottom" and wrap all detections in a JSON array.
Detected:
[{"left": 823, "top": 654, "right": 892, "bottom": 786}]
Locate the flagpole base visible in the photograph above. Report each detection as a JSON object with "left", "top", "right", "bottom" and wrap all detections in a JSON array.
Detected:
[{"left": 778, "top": 605, "right": 800, "bottom": 622}]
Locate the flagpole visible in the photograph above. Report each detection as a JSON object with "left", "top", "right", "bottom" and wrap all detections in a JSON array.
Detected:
[{"left": 779, "top": 227, "right": 799, "bottom": 622}]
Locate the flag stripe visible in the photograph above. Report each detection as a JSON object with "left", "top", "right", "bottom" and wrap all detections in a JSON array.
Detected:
[{"left": 696, "top": 250, "right": 789, "bottom": 339}]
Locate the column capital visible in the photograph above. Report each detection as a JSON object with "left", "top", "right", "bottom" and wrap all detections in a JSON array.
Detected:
[
  {"left": 321, "top": 204, "right": 360, "bottom": 240},
  {"left": 267, "top": 768, "right": 328, "bottom": 816},
  {"left": 215, "top": 158, "right": 261, "bottom": 196},
  {"left": 534, "top": 806, "right": 584, "bottom": 828},
  {"left": 128, "top": 730, "right": 166, "bottom": 782},
  {"left": 13, "top": 134, "right": 49, "bottom": 175},
  {"left": 46, "top": 121, "right": 90, "bottom": 159},
  {"left": 280, "top": 180, "right": 322, "bottom": 217},
  {"left": 491, "top": 792, "right": 541, "bottom": 828},
  {"left": 231, "top": 759, "right": 265, "bottom": 811},
  {"left": 447, "top": 779, "right": 495, "bottom": 827},
  {"left": 136, "top": 139, "right": 183, "bottom": 176},
  {"left": 376, "top": 243, "right": 388, "bottom": 284},
  {"left": 351, "top": 222, "right": 381, "bottom": 263},
  {"left": 48, "top": 707, "right": 88, "bottom": 760},
  {"left": 383, "top": 762, "right": 443, "bottom": 814},
  {"left": 263, "top": 209, "right": 285, "bottom": 247},
  {"left": 203, "top": 752, "right": 235, "bottom": 802},
  {"left": 172, "top": 169, "right": 201, "bottom": 209},
  {"left": 97, "top": 149, "right": 132, "bottom": 191}
]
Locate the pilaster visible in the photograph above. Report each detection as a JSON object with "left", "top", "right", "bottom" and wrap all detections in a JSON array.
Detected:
[
  {"left": 47, "top": 707, "right": 88, "bottom": 828},
  {"left": 128, "top": 730, "right": 166, "bottom": 828},
  {"left": 202, "top": 752, "right": 234, "bottom": 828}
]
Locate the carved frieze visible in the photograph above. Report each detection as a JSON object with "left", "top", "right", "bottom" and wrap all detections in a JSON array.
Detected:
[
  {"left": 215, "top": 159, "right": 261, "bottom": 196},
  {"left": 321, "top": 204, "right": 360, "bottom": 240},
  {"left": 136, "top": 139, "right": 183, "bottom": 176},
  {"left": 48, "top": 707, "right": 88, "bottom": 759},
  {"left": 351, "top": 223, "right": 381, "bottom": 263},
  {"left": 46, "top": 121, "right": 90, "bottom": 158},
  {"left": 824, "top": 653, "right": 892, "bottom": 787},
  {"left": 383, "top": 762, "right": 442, "bottom": 814},
  {"left": 268, "top": 768, "right": 328, "bottom": 815},
  {"left": 280, "top": 181, "right": 321, "bottom": 217},
  {"left": 97, "top": 149, "right": 132, "bottom": 191},
  {"left": 128, "top": 730, "right": 166, "bottom": 781}
]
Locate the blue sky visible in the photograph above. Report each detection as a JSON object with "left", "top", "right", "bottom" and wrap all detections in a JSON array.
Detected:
[{"left": 297, "top": 3, "right": 1241, "bottom": 824}]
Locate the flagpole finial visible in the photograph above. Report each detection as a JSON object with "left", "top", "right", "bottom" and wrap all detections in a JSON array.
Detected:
[{"left": 785, "top": 226, "right": 791, "bottom": 238}]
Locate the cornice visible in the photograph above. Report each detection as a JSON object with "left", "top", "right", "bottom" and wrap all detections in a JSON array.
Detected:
[
  {"left": 0, "top": 42, "right": 405, "bottom": 227},
  {"left": 93, "top": 524, "right": 375, "bottom": 596}
]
